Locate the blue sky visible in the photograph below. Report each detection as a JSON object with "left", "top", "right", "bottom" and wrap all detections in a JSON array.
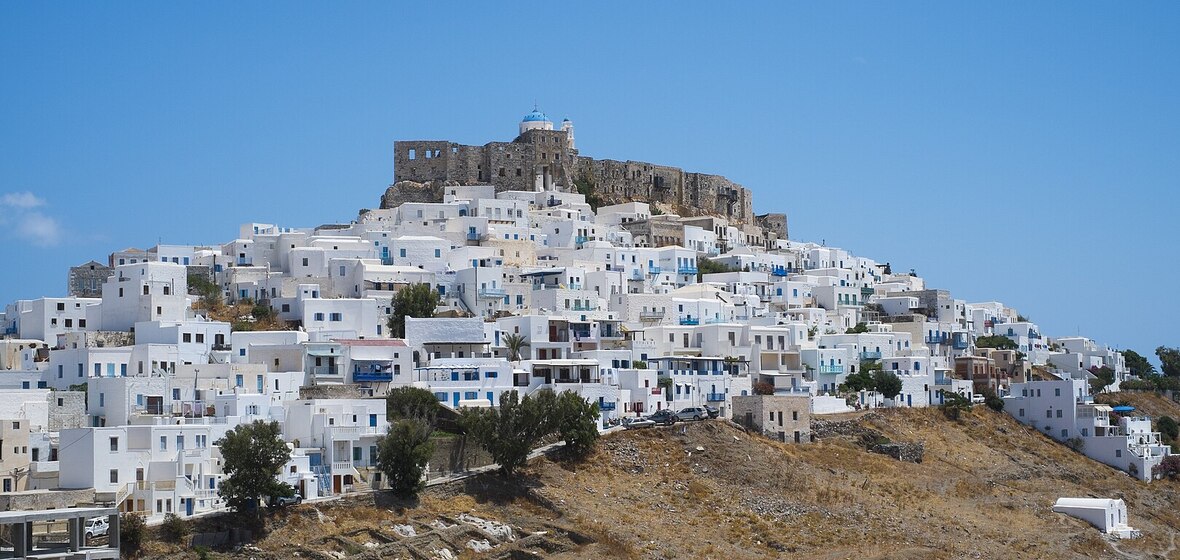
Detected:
[{"left": 2, "top": 2, "right": 1177, "bottom": 360}]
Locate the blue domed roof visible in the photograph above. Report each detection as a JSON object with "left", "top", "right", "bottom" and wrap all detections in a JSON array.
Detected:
[{"left": 522, "top": 109, "right": 550, "bottom": 123}]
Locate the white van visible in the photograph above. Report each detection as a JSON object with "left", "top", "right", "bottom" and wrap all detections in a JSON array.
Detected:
[{"left": 84, "top": 517, "right": 109, "bottom": 538}]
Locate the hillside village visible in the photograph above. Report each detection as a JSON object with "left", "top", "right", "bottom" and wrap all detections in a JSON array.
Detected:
[{"left": 0, "top": 110, "right": 1176, "bottom": 556}]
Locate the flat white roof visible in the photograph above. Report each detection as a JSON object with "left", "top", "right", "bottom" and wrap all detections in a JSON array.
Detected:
[{"left": 0, "top": 506, "right": 116, "bottom": 524}]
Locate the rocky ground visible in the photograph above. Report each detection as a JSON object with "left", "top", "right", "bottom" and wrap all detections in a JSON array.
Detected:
[{"left": 141, "top": 403, "right": 1180, "bottom": 560}]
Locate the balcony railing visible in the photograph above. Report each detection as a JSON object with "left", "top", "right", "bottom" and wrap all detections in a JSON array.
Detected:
[
  {"left": 680, "top": 318, "right": 700, "bottom": 325},
  {"left": 952, "top": 338, "right": 969, "bottom": 350},
  {"left": 466, "top": 232, "right": 480, "bottom": 241},
  {"left": 331, "top": 460, "right": 354, "bottom": 472},
  {"left": 706, "top": 392, "right": 726, "bottom": 402},
  {"left": 631, "top": 269, "right": 644, "bottom": 280},
  {"left": 354, "top": 371, "right": 393, "bottom": 382},
  {"left": 860, "top": 351, "right": 882, "bottom": 360},
  {"left": 818, "top": 364, "right": 843, "bottom": 374},
  {"left": 574, "top": 235, "right": 588, "bottom": 245},
  {"left": 310, "top": 366, "right": 339, "bottom": 376},
  {"left": 571, "top": 303, "right": 596, "bottom": 311},
  {"left": 478, "top": 288, "right": 507, "bottom": 298},
  {"left": 648, "top": 266, "right": 661, "bottom": 275},
  {"left": 599, "top": 329, "right": 623, "bottom": 339},
  {"left": 925, "top": 334, "right": 947, "bottom": 344},
  {"left": 640, "top": 311, "right": 665, "bottom": 320},
  {"left": 598, "top": 401, "right": 616, "bottom": 411},
  {"left": 677, "top": 266, "right": 698, "bottom": 275},
  {"left": 572, "top": 331, "right": 596, "bottom": 341}
]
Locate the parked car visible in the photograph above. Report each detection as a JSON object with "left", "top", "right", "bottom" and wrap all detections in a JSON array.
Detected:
[
  {"left": 84, "top": 517, "right": 109, "bottom": 539},
  {"left": 647, "top": 409, "right": 679, "bottom": 425},
  {"left": 623, "top": 416, "right": 656, "bottom": 430},
  {"left": 704, "top": 405, "right": 720, "bottom": 419},
  {"left": 676, "top": 407, "right": 709, "bottom": 421},
  {"left": 270, "top": 494, "right": 303, "bottom": 507},
  {"left": 970, "top": 394, "right": 986, "bottom": 404}
]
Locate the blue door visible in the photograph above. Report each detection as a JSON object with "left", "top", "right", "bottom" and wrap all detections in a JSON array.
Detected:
[
  {"left": 186, "top": 498, "right": 193, "bottom": 515},
  {"left": 453, "top": 392, "right": 460, "bottom": 407},
  {"left": 369, "top": 414, "right": 377, "bottom": 427},
  {"left": 907, "top": 394, "right": 912, "bottom": 407}
]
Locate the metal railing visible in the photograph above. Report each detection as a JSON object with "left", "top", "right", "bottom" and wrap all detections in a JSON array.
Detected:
[
  {"left": 818, "top": 364, "right": 843, "bottom": 374},
  {"left": 860, "top": 351, "right": 882, "bottom": 360},
  {"left": 680, "top": 318, "right": 700, "bottom": 325},
  {"left": 706, "top": 392, "right": 726, "bottom": 402},
  {"left": 648, "top": 266, "right": 661, "bottom": 275},
  {"left": 478, "top": 288, "right": 507, "bottom": 298},
  {"left": 677, "top": 266, "right": 698, "bottom": 275},
  {"left": 639, "top": 311, "right": 665, "bottom": 320}
]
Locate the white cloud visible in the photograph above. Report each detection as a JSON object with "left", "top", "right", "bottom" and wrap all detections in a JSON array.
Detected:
[
  {"left": 16, "top": 212, "right": 62, "bottom": 247},
  {"left": 1, "top": 192, "right": 46, "bottom": 209},
  {"left": 0, "top": 192, "right": 62, "bottom": 246}
]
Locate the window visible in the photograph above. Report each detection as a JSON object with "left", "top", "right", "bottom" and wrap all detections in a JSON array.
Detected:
[
  {"left": 434, "top": 249, "right": 441, "bottom": 258},
  {"left": 172, "top": 388, "right": 181, "bottom": 400},
  {"left": 110, "top": 470, "right": 119, "bottom": 484},
  {"left": 302, "top": 258, "right": 309, "bottom": 266},
  {"left": 1056, "top": 410, "right": 1063, "bottom": 418},
  {"left": 160, "top": 436, "right": 167, "bottom": 450},
  {"left": 329, "top": 313, "right": 342, "bottom": 322},
  {"left": 195, "top": 333, "right": 204, "bottom": 343},
  {"left": 183, "top": 333, "right": 192, "bottom": 343},
  {"left": 110, "top": 437, "right": 118, "bottom": 452},
  {"left": 1054, "top": 388, "right": 1061, "bottom": 397},
  {"left": 314, "top": 313, "right": 325, "bottom": 321}
]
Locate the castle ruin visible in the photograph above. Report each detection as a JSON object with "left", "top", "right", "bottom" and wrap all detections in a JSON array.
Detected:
[{"left": 389, "top": 109, "right": 786, "bottom": 239}]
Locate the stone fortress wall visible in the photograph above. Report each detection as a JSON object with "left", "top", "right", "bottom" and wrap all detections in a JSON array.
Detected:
[{"left": 389, "top": 111, "right": 786, "bottom": 239}]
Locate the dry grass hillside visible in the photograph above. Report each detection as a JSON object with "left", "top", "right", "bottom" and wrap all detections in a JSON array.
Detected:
[
  {"left": 1096, "top": 391, "right": 1180, "bottom": 420},
  {"left": 143, "top": 407, "right": 1180, "bottom": 560}
]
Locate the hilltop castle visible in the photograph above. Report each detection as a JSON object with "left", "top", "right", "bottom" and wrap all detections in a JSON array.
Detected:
[{"left": 390, "top": 109, "right": 787, "bottom": 239}]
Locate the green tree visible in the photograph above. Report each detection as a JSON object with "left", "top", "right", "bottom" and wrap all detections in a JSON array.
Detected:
[
  {"left": 975, "top": 335, "right": 1018, "bottom": 350},
  {"left": 188, "top": 273, "right": 223, "bottom": 311},
  {"left": 696, "top": 258, "right": 737, "bottom": 281},
  {"left": 502, "top": 333, "right": 529, "bottom": 362},
  {"left": 387, "top": 283, "right": 440, "bottom": 338},
  {"left": 120, "top": 512, "right": 146, "bottom": 556},
  {"left": 554, "top": 391, "right": 600, "bottom": 458},
  {"left": 215, "top": 420, "right": 293, "bottom": 513},
  {"left": 386, "top": 386, "right": 442, "bottom": 422},
  {"left": 939, "top": 390, "right": 973, "bottom": 420},
  {"left": 845, "top": 322, "right": 869, "bottom": 334},
  {"left": 980, "top": 387, "right": 1005, "bottom": 412},
  {"left": 1157, "top": 416, "right": 1178, "bottom": 445},
  {"left": 1122, "top": 349, "right": 1157, "bottom": 378},
  {"left": 160, "top": 512, "right": 189, "bottom": 543},
  {"left": 1156, "top": 346, "right": 1180, "bottom": 377},
  {"left": 872, "top": 370, "right": 903, "bottom": 400},
  {"left": 461, "top": 390, "right": 557, "bottom": 476},
  {"left": 840, "top": 369, "right": 875, "bottom": 393},
  {"left": 1088, "top": 366, "right": 1116, "bottom": 394},
  {"left": 376, "top": 417, "right": 435, "bottom": 498}
]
